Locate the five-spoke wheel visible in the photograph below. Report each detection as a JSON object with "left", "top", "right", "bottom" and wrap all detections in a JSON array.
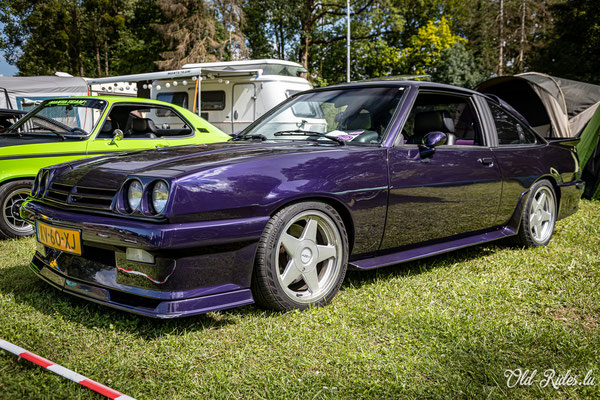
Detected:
[
  {"left": 515, "top": 180, "right": 557, "bottom": 247},
  {"left": 252, "top": 202, "right": 348, "bottom": 311}
]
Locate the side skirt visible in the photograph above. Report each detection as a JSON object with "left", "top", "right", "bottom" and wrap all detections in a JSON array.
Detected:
[{"left": 349, "top": 226, "right": 517, "bottom": 270}]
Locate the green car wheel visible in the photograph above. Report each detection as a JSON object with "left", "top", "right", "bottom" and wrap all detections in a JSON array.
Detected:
[{"left": 0, "top": 180, "right": 34, "bottom": 239}]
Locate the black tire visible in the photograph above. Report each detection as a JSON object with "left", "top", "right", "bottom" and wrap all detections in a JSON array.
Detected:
[
  {"left": 0, "top": 180, "right": 35, "bottom": 239},
  {"left": 514, "top": 180, "right": 557, "bottom": 248},
  {"left": 251, "top": 201, "right": 349, "bottom": 311}
]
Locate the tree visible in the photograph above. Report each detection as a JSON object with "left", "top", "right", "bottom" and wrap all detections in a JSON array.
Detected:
[
  {"left": 154, "top": 0, "right": 247, "bottom": 70},
  {"left": 530, "top": 0, "right": 600, "bottom": 84},
  {"left": 433, "top": 42, "right": 483, "bottom": 88},
  {"left": 0, "top": 0, "right": 163, "bottom": 76}
]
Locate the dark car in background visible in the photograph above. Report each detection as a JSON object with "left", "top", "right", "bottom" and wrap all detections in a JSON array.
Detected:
[
  {"left": 21, "top": 81, "right": 584, "bottom": 318},
  {"left": 0, "top": 108, "right": 25, "bottom": 133}
]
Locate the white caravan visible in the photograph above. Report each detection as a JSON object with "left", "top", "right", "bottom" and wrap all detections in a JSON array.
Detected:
[{"left": 87, "top": 60, "right": 313, "bottom": 134}]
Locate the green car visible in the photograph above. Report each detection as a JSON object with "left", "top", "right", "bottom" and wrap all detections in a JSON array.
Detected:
[{"left": 0, "top": 96, "right": 230, "bottom": 239}]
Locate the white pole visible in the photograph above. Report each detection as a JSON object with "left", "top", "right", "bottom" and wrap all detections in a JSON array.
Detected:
[{"left": 347, "top": 0, "right": 351, "bottom": 82}]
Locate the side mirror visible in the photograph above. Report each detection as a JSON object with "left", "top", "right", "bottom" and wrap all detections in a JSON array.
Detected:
[
  {"left": 419, "top": 131, "right": 447, "bottom": 158},
  {"left": 109, "top": 129, "right": 124, "bottom": 145}
]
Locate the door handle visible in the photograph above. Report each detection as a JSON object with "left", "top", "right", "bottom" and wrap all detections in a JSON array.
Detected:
[
  {"left": 234, "top": 110, "right": 238, "bottom": 120},
  {"left": 477, "top": 157, "right": 494, "bottom": 166}
]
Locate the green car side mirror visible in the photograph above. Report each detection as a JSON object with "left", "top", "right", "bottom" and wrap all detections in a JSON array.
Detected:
[{"left": 109, "top": 129, "right": 124, "bottom": 145}]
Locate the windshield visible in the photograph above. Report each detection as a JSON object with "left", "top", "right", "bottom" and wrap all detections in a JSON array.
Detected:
[
  {"left": 241, "top": 87, "right": 405, "bottom": 145},
  {"left": 7, "top": 98, "right": 107, "bottom": 137}
]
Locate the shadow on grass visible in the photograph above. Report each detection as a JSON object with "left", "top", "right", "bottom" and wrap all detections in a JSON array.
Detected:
[
  {"left": 0, "top": 262, "right": 272, "bottom": 339},
  {"left": 343, "top": 240, "right": 506, "bottom": 290},
  {"left": 1, "top": 240, "right": 508, "bottom": 339}
]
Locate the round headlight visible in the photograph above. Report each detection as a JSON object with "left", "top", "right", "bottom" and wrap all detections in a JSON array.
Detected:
[
  {"left": 151, "top": 181, "right": 169, "bottom": 214},
  {"left": 127, "top": 180, "right": 143, "bottom": 212}
]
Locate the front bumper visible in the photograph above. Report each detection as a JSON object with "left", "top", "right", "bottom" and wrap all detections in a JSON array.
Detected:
[{"left": 21, "top": 200, "right": 269, "bottom": 318}]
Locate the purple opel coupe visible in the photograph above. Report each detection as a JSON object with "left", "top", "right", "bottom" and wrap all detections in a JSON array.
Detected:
[{"left": 21, "top": 81, "right": 583, "bottom": 318}]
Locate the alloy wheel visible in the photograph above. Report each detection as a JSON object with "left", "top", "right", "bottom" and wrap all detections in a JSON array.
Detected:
[
  {"left": 528, "top": 186, "right": 555, "bottom": 243},
  {"left": 275, "top": 210, "right": 343, "bottom": 303},
  {"left": 2, "top": 188, "right": 33, "bottom": 235}
]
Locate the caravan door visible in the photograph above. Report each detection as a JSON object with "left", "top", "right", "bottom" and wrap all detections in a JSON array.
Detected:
[{"left": 232, "top": 83, "right": 255, "bottom": 134}]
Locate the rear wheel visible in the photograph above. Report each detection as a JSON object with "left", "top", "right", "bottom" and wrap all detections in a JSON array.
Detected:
[
  {"left": 251, "top": 202, "right": 349, "bottom": 311},
  {"left": 514, "top": 180, "right": 557, "bottom": 247},
  {"left": 0, "top": 180, "right": 34, "bottom": 239}
]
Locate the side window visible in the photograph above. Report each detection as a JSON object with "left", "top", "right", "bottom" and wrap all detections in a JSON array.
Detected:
[
  {"left": 488, "top": 101, "right": 538, "bottom": 145},
  {"left": 402, "top": 93, "right": 483, "bottom": 146},
  {"left": 97, "top": 105, "right": 192, "bottom": 139},
  {"left": 201, "top": 91, "right": 226, "bottom": 111}
]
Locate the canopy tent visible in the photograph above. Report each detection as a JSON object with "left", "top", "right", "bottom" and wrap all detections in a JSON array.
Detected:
[
  {"left": 477, "top": 72, "right": 600, "bottom": 200},
  {"left": 0, "top": 76, "right": 89, "bottom": 111},
  {"left": 476, "top": 72, "right": 600, "bottom": 138}
]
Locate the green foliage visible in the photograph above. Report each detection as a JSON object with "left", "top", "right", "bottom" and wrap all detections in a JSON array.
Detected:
[
  {"left": 401, "top": 16, "right": 466, "bottom": 75},
  {"left": 530, "top": 0, "right": 600, "bottom": 84},
  {"left": 0, "top": 0, "right": 164, "bottom": 77},
  {"left": 433, "top": 42, "right": 484, "bottom": 88}
]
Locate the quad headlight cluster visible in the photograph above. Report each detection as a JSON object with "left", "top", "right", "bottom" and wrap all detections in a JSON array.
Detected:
[
  {"left": 31, "top": 169, "right": 50, "bottom": 198},
  {"left": 122, "top": 178, "right": 170, "bottom": 216}
]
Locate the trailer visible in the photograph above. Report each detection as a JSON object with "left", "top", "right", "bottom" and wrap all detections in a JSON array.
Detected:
[{"left": 87, "top": 60, "right": 313, "bottom": 134}]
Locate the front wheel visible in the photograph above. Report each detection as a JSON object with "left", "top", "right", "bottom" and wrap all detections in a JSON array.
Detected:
[
  {"left": 0, "top": 180, "right": 35, "bottom": 239},
  {"left": 251, "top": 202, "right": 349, "bottom": 311},
  {"left": 514, "top": 180, "right": 557, "bottom": 247}
]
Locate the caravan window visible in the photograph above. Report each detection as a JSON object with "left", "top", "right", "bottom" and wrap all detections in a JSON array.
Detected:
[
  {"left": 201, "top": 91, "right": 226, "bottom": 111},
  {"left": 157, "top": 92, "right": 188, "bottom": 113}
]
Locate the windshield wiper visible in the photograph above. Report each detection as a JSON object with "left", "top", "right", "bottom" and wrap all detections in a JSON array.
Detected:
[
  {"left": 274, "top": 130, "right": 346, "bottom": 145},
  {"left": 25, "top": 126, "right": 66, "bottom": 140},
  {"left": 0, "top": 127, "right": 21, "bottom": 137},
  {"left": 234, "top": 134, "right": 267, "bottom": 141},
  {"left": 70, "top": 127, "right": 88, "bottom": 136}
]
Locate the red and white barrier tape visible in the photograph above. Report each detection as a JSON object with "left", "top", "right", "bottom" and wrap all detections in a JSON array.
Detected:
[{"left": 0, "top": 338, "right": 136, "bottom": 400}]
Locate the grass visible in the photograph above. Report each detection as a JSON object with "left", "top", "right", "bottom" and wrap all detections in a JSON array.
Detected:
[{"left": 0, "top": 201, "right": 599, "bottom": 399}]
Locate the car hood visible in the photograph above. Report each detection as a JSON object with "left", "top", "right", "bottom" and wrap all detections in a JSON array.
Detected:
[{"left": 53, "top": 141, "right": 350, "bottom": 189}]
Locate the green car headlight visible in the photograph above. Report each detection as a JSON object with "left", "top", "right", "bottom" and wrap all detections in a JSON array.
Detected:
[
  {"left": 151, "top": 180, "right": 169, "bottom": 214},
  {"left": 127, "top": 180, "right": 143, "bottom": 212}
]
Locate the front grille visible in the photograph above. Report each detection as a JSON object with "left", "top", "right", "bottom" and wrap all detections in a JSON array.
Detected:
[{"left": 45, "top": 183, "right": 117, "bottom": 211}]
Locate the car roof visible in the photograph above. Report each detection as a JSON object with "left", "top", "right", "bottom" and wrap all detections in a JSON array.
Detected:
[
  {"left": 314, "top": 80, "right": 483, "bottom": 96},
  {"left": 44, "top": 96, "right": 175, "bottom": 106}
]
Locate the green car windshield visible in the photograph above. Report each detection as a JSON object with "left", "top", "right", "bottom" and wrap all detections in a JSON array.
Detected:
[{"left": 7, "top": 99, "right": 107, "bottom": 138}]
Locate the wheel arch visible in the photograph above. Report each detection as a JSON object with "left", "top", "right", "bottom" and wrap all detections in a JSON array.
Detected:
[{"left": 268, "top": 196, "right": 356, "bottom": 253}]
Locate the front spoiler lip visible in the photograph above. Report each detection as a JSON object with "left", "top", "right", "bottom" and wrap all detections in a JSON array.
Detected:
[{"left": 31, "top": 261, "right": 255, "bottom": 319}]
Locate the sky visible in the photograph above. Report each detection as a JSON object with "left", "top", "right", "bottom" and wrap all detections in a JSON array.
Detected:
[
  {"left": 0, "top": 23, "right": 18, "bottom": 77},
  {"left": 0, "top": 54, "right": 18, "bottom": 77}
]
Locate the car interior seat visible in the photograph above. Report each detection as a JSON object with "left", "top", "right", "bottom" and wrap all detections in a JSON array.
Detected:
[
  {"left": 408, "top": 110, "right": 456, "bottom": 145},
  {"left": 97, "top": 120, "right": 113, "bottom": 139},
  {"left": 128, "top": 118, "right": 158, "bottom": 139}
]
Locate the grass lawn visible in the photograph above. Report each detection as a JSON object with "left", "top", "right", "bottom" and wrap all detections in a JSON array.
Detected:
[{"left": 0, "top": 201, "right": 599, "bottom": 399}]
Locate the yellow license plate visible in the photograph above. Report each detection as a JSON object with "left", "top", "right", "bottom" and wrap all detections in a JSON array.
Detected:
[{"left": 36, "top": 221, "right": 81, "bottom": 255}]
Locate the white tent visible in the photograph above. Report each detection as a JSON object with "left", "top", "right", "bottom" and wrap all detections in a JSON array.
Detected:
[{"left": 0, "top": 76, "right": 89, "bottom": 111}]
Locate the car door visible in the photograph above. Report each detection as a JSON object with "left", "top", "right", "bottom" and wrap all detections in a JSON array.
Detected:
[
  {"left": 381, "top": 90, "right": 503, "bottom": 250},
  {"left": 486, "top": 99, "right": 550, "bottom": 225},
  {"left": 86, "top": 103, "right": 168, "bottom": 155}
]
